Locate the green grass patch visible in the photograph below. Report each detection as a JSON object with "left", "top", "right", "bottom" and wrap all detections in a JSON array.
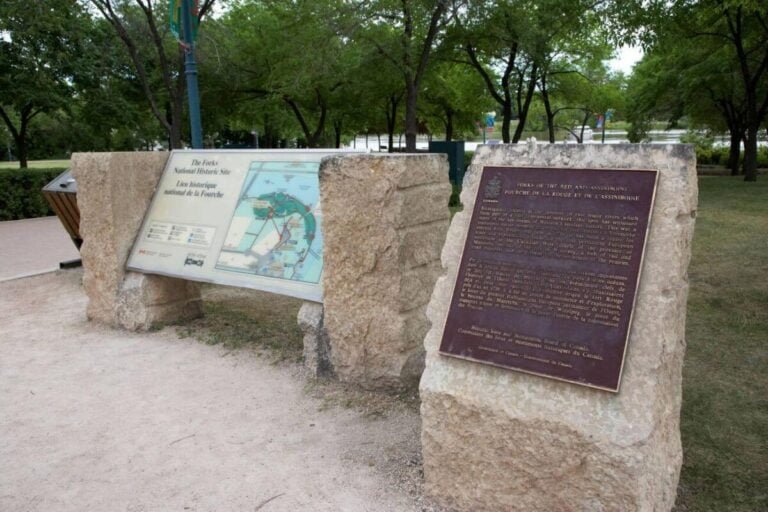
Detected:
[
  {"left": 0, "top": 159, "right": 70, "bottom": 169},
  {"left": 306, "top": 379, "right": 420, "bottom": 419},
  {"left": 675, "top": 177, "right": 768, "bottom": 511},
  {"left": 176, "top": 285, "right": 304, "bottom": 363}
]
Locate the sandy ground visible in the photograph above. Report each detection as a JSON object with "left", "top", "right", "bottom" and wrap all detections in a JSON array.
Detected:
[
  {"left": 0, "top": 217, "right": 80, "bottom": 281},
  {"left": 0, "top": 271, "right": 437, "bottom": 512}
]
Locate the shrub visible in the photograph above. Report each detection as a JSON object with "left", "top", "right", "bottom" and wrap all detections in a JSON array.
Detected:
[
  {"left": 446, "top": 149, "right": 475, "bottom": 208},
  {"left": 0, "top": 167, "right": 68, "bottom": 221},
  {"left": 693, "top": 145, "right": 768, "bottom": 171},
  {"left": 758, "top": 146, "right": 768, "bottom": 168},
  {"left": 464, "top": 150, "right": 474, "bottom": 168},
  {"left": 449, "top": 183, "right": 462, "bottom": 207},
  {"left": 695, "top": 146, "right": 732, "bottom": 166},
  {"left": 680, "top": 130, "right": 715, "bottom": 151}
]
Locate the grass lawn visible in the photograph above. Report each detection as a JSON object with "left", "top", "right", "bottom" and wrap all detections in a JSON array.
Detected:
[
  {"left": 0, "top": 159, "right": 70, "bottom": 169},
  {"left": 675, "top": 176, "right": 768, "bottom": 511}
]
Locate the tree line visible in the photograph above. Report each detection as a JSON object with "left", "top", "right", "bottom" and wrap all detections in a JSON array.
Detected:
[
  {"left": 1, "top": 0, "right": 766, "bottom": 180},
  {"left": 625, "top": 0, "right": 768, "bottom": 181}
]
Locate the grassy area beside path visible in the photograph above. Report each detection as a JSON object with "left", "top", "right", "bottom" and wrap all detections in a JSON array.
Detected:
[
  {"left": 0, "top": 159, "right": 70, "bottom": 169},
  {"left": 675, "top": 177, "right": 768, "bottom": 511}
]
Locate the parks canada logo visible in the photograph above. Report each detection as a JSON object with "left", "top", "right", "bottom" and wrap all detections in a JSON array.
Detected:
[{"left": 485, "top": 174, "right": 502, "bottom": 199}]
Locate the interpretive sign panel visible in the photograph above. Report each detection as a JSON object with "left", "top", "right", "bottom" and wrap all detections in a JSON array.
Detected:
[
  {"left": 439, "top": 166, "right": 658, "bottom": 391},
  {"left": 127, "top": 150, "right": 351, "bottom": 302}
]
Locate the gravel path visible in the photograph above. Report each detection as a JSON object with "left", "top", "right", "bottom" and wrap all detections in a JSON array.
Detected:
[{"left": 0, "top": 271, "right": 434, "bottom": 512}]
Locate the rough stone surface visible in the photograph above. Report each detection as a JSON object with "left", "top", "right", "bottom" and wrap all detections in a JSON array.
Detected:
[
  {"left": 320, "top": 154, "right": 452, "bottom": 390},
  {"left": 72, "top": 152, "right": 202, "bottom": 330},
  {"left": 420, "top": 143, "right": 697, "bottom": 512},
  {"left": 297, "top": 302, "right": 333, "bottom": 377}
]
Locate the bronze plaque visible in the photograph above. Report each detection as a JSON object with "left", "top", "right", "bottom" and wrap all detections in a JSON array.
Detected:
[{"left": 439, "top": 166, "right": 658, "bottom": 392}]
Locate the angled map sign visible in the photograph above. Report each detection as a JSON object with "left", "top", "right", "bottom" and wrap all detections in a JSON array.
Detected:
[{"left": 127, "top": 150, "right": 352, "bottom": 302}]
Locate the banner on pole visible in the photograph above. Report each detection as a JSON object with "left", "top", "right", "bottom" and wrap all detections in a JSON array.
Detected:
[{"left": 170, "top": 0, "right": 199, "bottom": 43}]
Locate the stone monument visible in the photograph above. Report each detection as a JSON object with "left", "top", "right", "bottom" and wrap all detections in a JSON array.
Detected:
[
  {"left": 72, "top": 151, "right": 451, "bottom": 392},
  {"left": 300, "top": 154, "right": 452, "bottom": 389},
  {"left": 72, "top": 152, "right": 202, "bottom": 330},
  {"left": 420, "top": 142, "right": 697, "bottom": 511}
]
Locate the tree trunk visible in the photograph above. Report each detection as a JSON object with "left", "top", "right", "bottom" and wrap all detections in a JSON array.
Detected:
[
  {"left": 334, "top": 120, "right": 342, "bottom": 148},
  {"left": 727, "top": 129, "right": 741, "bottom": 176},
  {"left": 444, "top": 109, "right": 454, "bottom": 141},
  {"left": 386, "top": 95, "right": 398, "bottom": 153},
  {"left": 283, "top": 94, "right": 326, "bottom": 149},
  {"left": 541, "top": 81, "right": 556, "bottom": 143},
  {"left": 170, "top": 122, "right": 182, "bottom": 149},
  {"left": 465, "top": 42, "right": 516, "bottom": 145},
  {"left": 405, "top": 78, "right": 418, "bottom": 151},
  {"left": 16, "top": 115, "right": 29, "bottom": 168},
  {"left": 743, "top": 124, "right": 758, "bottom": 181},
  {"left": 263, "top": 114, "right": 276, "bottom": 148},
  {"left": 0, "top": 107, "right": 31, "bottom": 168},
  {"left": 578, "top": 111, "right": 591, "bottom": 144},
  {"left": 501, "top": 99, "right": 512, "bottom": 143},
  {"left": 512, "top": 65, "right": 538, "bottom": 143},
  {"left": 17, "top": 138, "right": 28, "bottom": 169},
  {"left": 170, "top": 96, "right": 184, "bottom": 149}
]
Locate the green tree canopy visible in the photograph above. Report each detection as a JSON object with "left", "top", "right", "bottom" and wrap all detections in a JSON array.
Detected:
[{"left": 0, "top": 0, "right": 88, "bottom": 167}]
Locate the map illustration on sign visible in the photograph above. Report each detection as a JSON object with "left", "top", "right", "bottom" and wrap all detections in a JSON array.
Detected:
[
  {"left": 216, "top": 161, "right": 323, "bottom": 284},
  {"left": 126, "top": 150, "right": 355, "bottom": 302}
]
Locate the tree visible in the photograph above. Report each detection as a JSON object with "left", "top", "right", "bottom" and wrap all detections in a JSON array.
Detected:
[
  {"left": 87, "top": 0, "right": 216, "bottom": 149},
  {"left": 625, "top": 51, "right": 685, "bottom": 143},
  {"left": 453, "top": 0, "right": 608, "bottom": 143},
  {"left": 71, "top": 15, "right": 167, "bottom": 152},
  {"left": 541, "top": 62, "right": 624, "bottom": 143},
  {"left": 0, "top": 0, "right": 86, "bottom": 167},
  {"left": 624, "top": 1, "right": 767, "bottom": 179},
  {"left": 453, "top": 0, "right": 527, "bottom": 143},
  {"left": 622, "top": 0, "right": 767, "bottom": 180},
  {"left": 685, "top": 1, "right": 768, "bottom": 181},
  {"left": 421, "top": 61, "right": 493, "bottom": 140},
  {"left": 216, "top": 1, "right": 357, "bottom": 148},
  {"left": 535, "top": 21, "right": 613, "bottom": 142},
  {"left": 356, "top": 0, "right": 459, "bottom": 151}
]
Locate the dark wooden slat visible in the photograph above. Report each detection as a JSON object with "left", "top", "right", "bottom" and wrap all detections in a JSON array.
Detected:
[
  {"left": 44, "top": 191, "right": 79, "bottom": 241},
  {"left": 59, "top": 193, "right": 80, "bottom": 235}
]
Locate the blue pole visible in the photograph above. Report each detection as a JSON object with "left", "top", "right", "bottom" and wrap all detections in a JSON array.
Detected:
[{"left": 181, "top": 0, "right": 203, "bottom": 148}]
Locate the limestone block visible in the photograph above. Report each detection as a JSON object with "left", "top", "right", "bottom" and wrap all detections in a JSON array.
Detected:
[
  {"left": 399, "top": 222, "right": 451, "bottom": 269},
  {"left": 72, "top": 152, "right": 202, "bottom": 330},
  {"left": 394, "top": 185, "right": 452, "bottom": 228},
  {"left": 320, "top": 154, "right": 451, "bottom": 390},
  {"left": 399, "top": 261, "right": 443, "bottom": 310},
  {"left": 115, "top": 273, "right": 202, "bottom": 331},
  {"left": 297, "top": 302, "right": 333, "bottom": 377},
  {"left": 420, "top": 143, "right": 697, "bottom": 512}
]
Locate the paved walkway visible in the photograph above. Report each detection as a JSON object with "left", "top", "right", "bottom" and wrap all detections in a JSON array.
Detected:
[{"left": 0, "top": 217, "right": 80, "bottom": 281}]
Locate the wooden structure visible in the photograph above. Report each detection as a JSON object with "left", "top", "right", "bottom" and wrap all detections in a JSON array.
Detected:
[{"left": 41, "top": 170, "right": 82, "bottom": 249}]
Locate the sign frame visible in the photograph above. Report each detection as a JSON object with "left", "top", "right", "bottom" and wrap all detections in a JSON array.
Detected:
[{"left": 126, "top": 149, "right": 360, "bottom": 303}]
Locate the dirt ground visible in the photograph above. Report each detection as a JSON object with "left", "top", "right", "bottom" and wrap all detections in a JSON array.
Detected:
[{"left": 0, "top": 270, "right": 443, "bottom": 512}]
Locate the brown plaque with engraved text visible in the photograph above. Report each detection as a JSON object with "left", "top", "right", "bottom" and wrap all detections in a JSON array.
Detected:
[{"left": 439, "top": 166, "right": 658, "bottom": 392}]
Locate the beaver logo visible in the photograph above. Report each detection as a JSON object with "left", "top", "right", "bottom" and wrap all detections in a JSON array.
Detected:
[{"left": 484, "top": 174, "right": 502, "bottom": 199}]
